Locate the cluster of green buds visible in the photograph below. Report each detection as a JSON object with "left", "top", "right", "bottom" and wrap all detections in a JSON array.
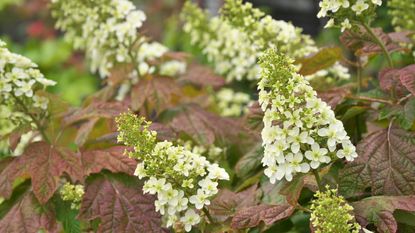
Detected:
[
  {"left": 258, "top": 49, "right": 357, "bottom": 183},
  {"left": 317, "top": 0, "right": 382, "bottom": 31},
  {"left": 310, "top": 187, "right": 361, "bottom": 233},
  {"left": 51, "top": 0, "right": 186, "bottom": 79},
  {"left": 60, "top": 183, "right": 85, "bottom": 210},
  {"left": 116, "top": 112, "right": 229, "bottom": 232},
  {"left": 181, "top": 0, "right": 350, "bottom": 83}
]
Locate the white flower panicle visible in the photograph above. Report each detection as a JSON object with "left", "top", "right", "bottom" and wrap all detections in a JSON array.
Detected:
[
  {"left": 213, "top": 88, "right": 251, "bottom": 117},
  {"left": 0, "top": 40, "right": 55, "bottom": 126},
  {"left": 318, "top": 0, "right": 383, "bottom": 32},
  {"left": 258, "top": 50, "right": 357, "bottom": 184},
  {"left": 51, "top": 0, "right": 186, "bottom": 79},
  {"left": 116, "top": 113, "right": 229, "bottom": 232},
  {"left": 181, "top": 0, "right": 350, "bottom": 83}
]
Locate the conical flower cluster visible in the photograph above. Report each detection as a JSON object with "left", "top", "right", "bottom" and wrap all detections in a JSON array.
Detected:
[
  {"left": 116, "top": 112, "right": 229, "bottom": 232},
  {"left": 258, "top": 49, "right": 357, "bottom": 183}
]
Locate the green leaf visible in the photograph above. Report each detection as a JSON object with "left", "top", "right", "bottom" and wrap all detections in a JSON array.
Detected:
[
  {"left": 341, "top": 106, "right": 368, "bottom": 122},
  {"left": 54, "top": 195, "right": 81, "bottom": 233},
  {"left": 235, "top": 143, "right": 263, "bottom": 178},
  {"left": 352, "top": 196, "right": 415, "bottom": 233},
  {"left": 297, "top": 47, "right": 342, "bottom": 76}
]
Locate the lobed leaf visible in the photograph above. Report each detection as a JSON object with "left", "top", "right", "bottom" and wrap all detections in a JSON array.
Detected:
[
  {"left": 78, "top": 174, "right": 167, "bottom": 233},
  {"left": 179, "top": 63, "right": 225, "bottom": 88},
  {"left": 352, "top": 196, "right": 415, "bottom": 233},
  {"left": 339, "top": 127, "right": 415, "bottom": 197},
  {"left": 297, "top": 47, "right": 343, "bottom": 76},
  {"left": 231, "top": 204, "right": 295, "bottom": 229}
]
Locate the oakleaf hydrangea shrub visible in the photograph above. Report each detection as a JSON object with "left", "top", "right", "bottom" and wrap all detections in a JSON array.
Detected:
[
  {"left": 51, "top": 0, "right": 186, "bottom": 79},
  {"left": 310, "top": 187, "right": 361, "bottom": 233},
  {"left": 0, "top": 39, "right": 55, "bottom": 130},
  {"left": 116, "top": 112, "right": 229, "bottom": 231},
  {"left": 258, "top": 49, "right": 357, "bottom": 183},
  {"left": 181, "top": 0, "right": 350, "bottom": 83}
]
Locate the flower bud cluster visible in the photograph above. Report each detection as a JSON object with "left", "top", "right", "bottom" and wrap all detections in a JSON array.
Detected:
[
  {"left": 258, "top": 50, "right": 357, "bottom": 183},
  {"left": 0, "top": 40, "right": 55, "bottom": 127},
  {"left": 317, "top": 0, "right": 382, "bottom": 32},
  {"left": 116, "top": 112, "right": 229, "bottom": 232},
  {"left": 211, "top": 88, "right": 251, "bottom": 117},
  {"left": 51, "top": 0, "right": 186, "bottom": 79},
  {"left": 310, "top": 187, "right": 361, "bottom": 233},
  {"left": 181, "top": 0, "right": 350, "bottom": 83},
  {"left": 60, "top": 183, "right": 85, "bottom": 210},
  {"left": 178, "top": 139, "right": 224, "bottom": 161}
]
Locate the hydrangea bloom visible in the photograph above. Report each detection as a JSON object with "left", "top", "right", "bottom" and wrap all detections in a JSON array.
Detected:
[
  {"left": 212, "top": 88, "right": 251, "bottom": 117},
  {"left": 0, "top": 40, "right": 55, "bottom": 130},
  {"left": 181, "top": 0, "right": 350, "bottom": 83},
  {"left": 179, "top": 140, "right": 224, "bottom": 161},
  {"left": 51, "top": 0, "right": 186, "bottom": 79},
  {"left": 388, "top": 0, "right": 415, "bottom": 57},
  {"left": 60, "top": 183, "right": 85, "bottom": 210},
  {"left": 317, "top": 0, "right": 383, "bottom": 31},
  {"left": 116, "top": 112, "right": 229, "bottom": 231},
  {"left": 310, "top": 187, "right": 361, "bottom": 233},
  {"left": 258, "top": 49, "right": 357, "bottom": 183}
]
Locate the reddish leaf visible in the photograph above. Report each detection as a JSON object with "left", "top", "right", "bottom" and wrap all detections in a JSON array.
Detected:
[
  {"left": 81, "top": 146, "right": 137, "bottom": 176},
  {"left": 379, "top": 67, "right": 411, "bottom": 97},
  {"left": 149, "top": 123, "right": 177, "bottom": 141},
  {"left": 399, "top": 64, "right": 415, "bottom": 96},
  {"left": 64, "top": 101, "right": 128, "bottom": 125},
  {"left": 209, "top": 185, "right": 258, "bottom": 222},
  {"left": 0, "top": 142, "right": 83, "bottom": 203},
  {"left": 130, "top": 76, "right": 181, "bottom": 113},
  {"left": 339, "top": 127, "right": 415, "bottom": 197},
  {"left": 388, "top": 31, "right": 414, "bottom": 44},
  {"left": 78, "top": 174, "right": 167, "bottom": 233},
  {"left": 74, "top": 117, "right": 100, "bottom": 146},
  {"left": 297, "top": 47, "right": 343, "bottom": 76},
  {"left": 352, "top": 196, "right": 415, "bottom": 233},
  {"left": 231, "top": 204, "right": 295, "bottom": 229},
  {"left": 179, "top": 63, "right": 225, "bottom": 88},
  {"left": 340, "top": 27, "right": 403, "bottom": 56},
  {"left": 169, "top": 104, "right": 253, "bottom": 145},
  {"left": 0, "top": 192, "right": 59, "bottom": 233},
  {"left": 280, "top": 175, "right": 307, "bottom": 206},
  {"left": 318, "top": 86, "right": 351, "bottom": 109}
]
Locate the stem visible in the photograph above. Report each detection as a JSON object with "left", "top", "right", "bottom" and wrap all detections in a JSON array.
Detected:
[
  {"left": 312, "top": 170, "right": 324, "bottom": 192},
  {"left": 296, "top": 204, "right": 312, "bottom": 213},
  {"left": 346, "top": 95, "right": 394, "bottom": 105},
  {"left": 356, "top": 58, "right": 362, "bottom": 94},
  {"left": 362, "top": 23, "right": 394, "bottom": 68},
  {"left": 11, "top": 94, "right": 50, "bottom": 144},
  {"left": 202, "top": 207, "right": 214, "bottom": 224}
]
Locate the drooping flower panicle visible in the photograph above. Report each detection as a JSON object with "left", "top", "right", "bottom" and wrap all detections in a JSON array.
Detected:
[
  {"left": 310, "top": 187, "right": 361, "bottom": 233},
  {"left": 116, "top": 112, "right": 229, "bottom": 232},
  {"left": 258, "top": 49, "right": 357, "bottom": 183},
  {"left": 51, "top": 0, "right": 186, "bottom": 79},
  {"left": 0, "top": 40, "right": 55, "bottom": 130},
  {"left": 181, "top": 0, "right": 350, "bottom": 83}
]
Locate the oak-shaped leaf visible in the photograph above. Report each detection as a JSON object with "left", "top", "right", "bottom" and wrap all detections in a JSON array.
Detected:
[
  {"left": 297, "top": 47, "right": 343, "bottom": 76},
  {"left": 179, "top": 63, "right": 225, "bottom": 89},
  {"left": 169, "top": 104, "right": 253, "bottom": 145},
  {"left": 352, "top": 196, "right": 415, "bottom": 233},
  {"left": 231, "top": 204, "right": 295, "bottom": 229},
  {"left": 130, "top": 76, "right": 181, "bottom": 114},
  {"left": 339, "top": 127, "right": 415, "bottom": 197},
  {"left": 0, "top": 192, "right": 59, "bottom": 233},
  {"left": 379, "top": 65, "right": 415, "bottom": 97},
  {"left": 208, "top": 185, "right": 258, "bottom": 222},
  {"left": 64, "top": 101, "right": 128, "bottom": 125},
  {"left": 318, "top": 86, "right": 351, "bottom": 109},
  {"left": 340, "top": 27, "right": 403, "bottom": 56},
  {"left": 0, "top": 142, "right": 83, "bottom": 204},
  {"left": 78, "top": 174, "right": 167, "bottom": 233},
  {"left": 81, "top": 146, "right": 137, "bottom": 176}
]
